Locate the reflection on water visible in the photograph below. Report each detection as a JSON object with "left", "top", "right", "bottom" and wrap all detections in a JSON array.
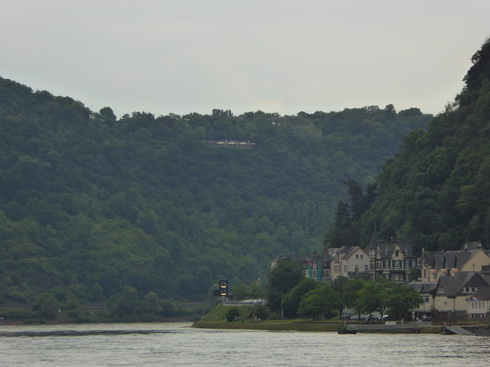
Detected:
[{"left": 1, "top": 323, "right": 489, "bottom": 366}]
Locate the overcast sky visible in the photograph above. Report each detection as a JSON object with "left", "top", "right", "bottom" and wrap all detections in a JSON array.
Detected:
[{"left": 1, "top": 1, "right": 489, "bottom": 118}]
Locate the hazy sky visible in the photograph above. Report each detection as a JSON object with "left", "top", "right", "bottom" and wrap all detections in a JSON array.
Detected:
[{"left": 1, "top": 1, "right": 489, "bottom": 118}]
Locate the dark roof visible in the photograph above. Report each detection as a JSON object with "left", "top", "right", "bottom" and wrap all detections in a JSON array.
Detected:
[
  {"left": 464, "top": 241, "right": 484, "bottom": 250},
  {"left": 272, "top": 255, "right": 311, "bottom": 264},
  {"left": 376, "top": 242, "right": 414, "bottom": 259},
  {"left": 424, "top": 249, "right": 481, "bottom": 269},
  {"left": 411, "top": 282, "right": 437, "bottom": 293},
  {"left": 473, "top": 286, "right": 490, "bottom": 301},
  {"left": 272, "top": 252, "right": 331, "bottom": 265},
  {"left": 436, "top": 272, "right": 487, "bottom": 298},
  {"left": 328, "top": 247, "right": 361, "bottom": 260},
  {"left": 481, "top": 274, "right": 490, "bottom": 286}
]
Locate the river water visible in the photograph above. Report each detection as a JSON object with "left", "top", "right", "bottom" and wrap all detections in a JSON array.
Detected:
[{"left": 0, "top": 322, "right": 489, "bottom": 366}]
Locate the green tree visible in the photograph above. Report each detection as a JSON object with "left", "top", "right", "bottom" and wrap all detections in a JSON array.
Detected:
[
  {"left": 225, "top": 307, "right": 240, "bottom": 322},
  {"left": 281, "top": 278, "right": 318, "bottom": 317},
  {"left": 33, "top": 293, "right": 59, "bottom": 319},
  {"left": 111, "top": 285, "right": 139, "bottom": 321},
  {"left": 385, "top": 283, "right": 423, "bottom": 320},
  {"left": 254, "top": 304, "right": 269, "bottom": 320},
  {"left": 356, "top": 277, "right": 392, "bottom": 318},
  {"left": 332, "top": 277, "right": 366, "bottom": 315},
  {"left": 144, "top": 291, "right": 160, "bottom": 314},
  {"left": 297, "top": 283, "right": 341, "bottom": 320},
  {"left": 266, "top": 259, "right": 303, "bottom": 312}
]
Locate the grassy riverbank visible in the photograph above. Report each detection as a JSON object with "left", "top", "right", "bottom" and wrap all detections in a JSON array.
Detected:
[{"left": 193, "top": 305, "right": 467, "bottom": 334}]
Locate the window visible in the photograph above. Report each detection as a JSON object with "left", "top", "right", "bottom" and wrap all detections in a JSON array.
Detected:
[
  {"left": 360, "top": 254, "right": 363, "bottom": 259},
  {"left": 395, "top": 250, "right": 400, "bottom": 257},
  {"left": 355, "top": 265, "right": 359, "bottom": 273},
  {"left": 463, "top": 287, "right": 477, "bottom": 293}
]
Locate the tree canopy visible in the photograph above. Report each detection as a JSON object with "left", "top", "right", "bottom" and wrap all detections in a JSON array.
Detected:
[
  {"left": 266, "top": 259, "right": 304, "bottom": 312},
  {"left": 0, "top": 76, "right": 431, "bottom": 304},
  {"left": 346, "top": 38, "right": 490, "bottom": 252}
]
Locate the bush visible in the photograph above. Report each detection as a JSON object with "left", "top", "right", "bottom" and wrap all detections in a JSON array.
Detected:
[
  {"left": 225, "top": 307, "right": 240, "bottom": 322},
  {"left": 0, "top": 308, "right": 35, "bottom": 320},
  {"left": 32, "top": 293, "right": 59, "bottom": 320},
  {"left": 254, "top": 305, "right": 269, "bottom": 320}
]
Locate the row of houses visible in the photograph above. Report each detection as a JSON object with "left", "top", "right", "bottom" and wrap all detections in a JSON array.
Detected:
[
  {"left": 412, "top": 266, "right": 490, "bottom": 320},
  {"left": 271, "top": 238, "right": 490, "bottom": 319}
]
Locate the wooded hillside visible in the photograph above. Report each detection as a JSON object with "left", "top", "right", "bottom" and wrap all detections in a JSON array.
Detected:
[
  {"left": 0, "top": 76, "right": 431, "bottom": 303},
  {"left": 335, "top": 38, "right": 490, "bottom": 252}
]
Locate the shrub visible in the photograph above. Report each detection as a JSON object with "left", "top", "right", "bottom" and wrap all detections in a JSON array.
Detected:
[{"left": 225, "top": 307, "right": 240, "bottom": 322}]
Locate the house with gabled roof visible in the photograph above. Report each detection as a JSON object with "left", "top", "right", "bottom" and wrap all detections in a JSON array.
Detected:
[
  {"left": 466, "top": 264, "right": 490, "bottom": 319},
  {"left": 328, "top": 246, "right": 370, "bottom": 280},
  {"left": 270, "top": 246, "right": 368, "bottom": 282},
  {"left": 433, "top": 271, "right": 488, "bottom": 318},
  {"left": 368, "top": 233, "right": 417, "bottom": 283},
  {"left": 410, "top": 282, "right": 438, "bottom": 319},
  {"left": 466, "top": 286, "right": 490, "bottom": 319},
  {"left": 420, "top": 242, "right": 490, "bottom": 282},
  {"left": 270, "top": 250, "right": 331, "bottom": 281}
]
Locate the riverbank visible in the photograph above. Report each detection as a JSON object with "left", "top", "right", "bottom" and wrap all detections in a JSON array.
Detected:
[
  {"left": 193, "top": 304, "right": 489, "bottom": 334},
  {"left": 193, "top": 319, "right": 445, "bottom": 333}
]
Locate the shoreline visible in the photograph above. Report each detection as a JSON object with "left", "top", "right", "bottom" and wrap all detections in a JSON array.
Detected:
[{"left": 193, "top": 321, "right": 490, "bottom": 335}]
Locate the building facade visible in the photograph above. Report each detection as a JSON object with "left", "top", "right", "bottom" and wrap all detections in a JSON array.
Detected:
[
  {"left": 369, "top": 239, "right": 417, "bottom": 283},
  {"left": 419, "top": 242, "right": 490, "bottom": 282}
]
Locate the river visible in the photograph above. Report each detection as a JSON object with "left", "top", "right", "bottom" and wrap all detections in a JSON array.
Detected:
[{"left": 0, "top": 322, "right": 489, "bottom": 366}]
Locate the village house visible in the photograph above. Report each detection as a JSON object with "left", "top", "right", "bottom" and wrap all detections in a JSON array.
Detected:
[
  {"left": 466, "top": 264, "right": 490, "bottom": 319},
  {"left": 410, "top": 282, "right": 437, "bottom": 320},
  {"left": 328, "top": 246, "right": 370, "bottom": 280},
  {"left": 431, "top": 271, "right": 489, "bottom": 319},
  {"left": 369, "top": 233, "right": 418, "bottom": 283},
  {"left": 466, "top": 286, "right": 490, "bottom": 319},
  {"left": 411, "top": 251, "right": 490, "bottom": 320},
  {"left": 419, "top": 242, "right": 490, "bottom": 282},
  {"left": 270, "top": 246, "right": 369, "bottom": 282}
]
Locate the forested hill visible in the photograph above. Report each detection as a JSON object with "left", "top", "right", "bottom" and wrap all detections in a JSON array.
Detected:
[
  {"left": 0, "top": 76, "right": 432, "bottom": 303},
  {"left": 349, "top": 38, "right": 490, "bottom": 252}
]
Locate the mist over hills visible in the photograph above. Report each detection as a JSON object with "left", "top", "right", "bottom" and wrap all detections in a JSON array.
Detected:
[{"left": 0, "top": 76, "right": 432, "bottom": 302}]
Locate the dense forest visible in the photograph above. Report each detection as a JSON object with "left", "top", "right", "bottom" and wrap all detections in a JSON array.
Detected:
[
  {"left": 328, "top": 38, "right": 490, "bottom": 253},
  {"left": 0, "top": 76, "right": 432, "bottom": 305}
]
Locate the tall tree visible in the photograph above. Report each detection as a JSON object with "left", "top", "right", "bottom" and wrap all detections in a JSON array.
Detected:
[
  {"left": 281, "top": 278, "right": 318, "bottom": 317},
  {"left": 297, "top": 283, "right": 341, "bottom": 320},
  {"left": 266, "top": 259, "right": 303, "bottom": 312}
]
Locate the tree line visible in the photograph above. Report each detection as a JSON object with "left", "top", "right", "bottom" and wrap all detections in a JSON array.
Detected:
[
  {"left": 0, "top": 76, "right": 431, "bottom": 308},
  {"left": 266, "top": 259, "right": 422, "bottom": 320},
  {"left": 326, "top": 38, "right": 490, "bottom": 252}
]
